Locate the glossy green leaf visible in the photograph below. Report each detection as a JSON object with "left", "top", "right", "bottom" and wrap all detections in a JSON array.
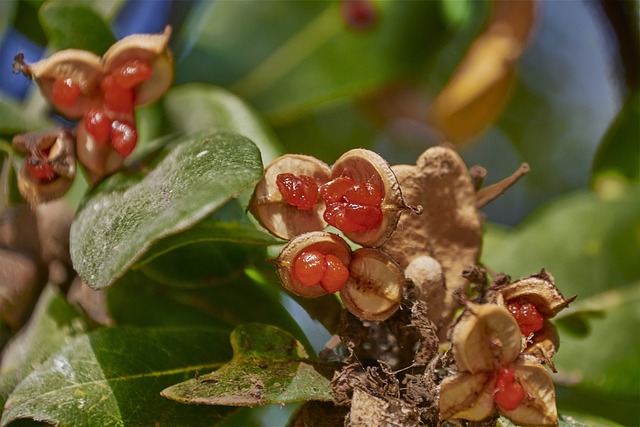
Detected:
[
  {"left": 0, "top": 287, "right": 87, "bottom": 408},
  {"left": 1, "top": 327, "right": 235, "bottom": 427},
  {"left": 482, "top": 188, "right": 640, "bottom": 402},
  {"left": 70, "top": 130, "right": 263, "bottom": 290},
  {"left": 39, "top": 1, "right": 116, "bottom": 54},
  {"left": 164, "top": 84, "right": 284, "bottom": 164},
  {"left": 162, "top": 324, "right": 334, "bottom": 406},
  {"left": 175, "top": 1, "right": 448, "bottom": 122}
]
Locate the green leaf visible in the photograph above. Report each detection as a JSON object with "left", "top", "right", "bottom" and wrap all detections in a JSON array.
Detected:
[
  {"left": 161, "top": 324, "right": 334, "bottom": 406},
  {"left": 0, "top": 0, "right": 16, "bottom": 36},
  {"left": 0, "top": 96, "right": 51, "bottom": 136},
  {"left": 163, "top": 84, "right": 284, "bottom": 164},
  {"left": 0, "top": 286, "right": 87, "bottom": 408},
  {"left": 39, "top": 1, "right": 116, "bottom": 54},
  {"left": 70, "top": 130, "right": 264, "bottom": 290},
  {"left": 175, "top": 1, "right": 448, "bottom": 122},
  {"left": 1, "top": 327, "right": 235, "bottom": 427},
  {"left": 482, "top": 188, "right": 640, "bottom": 402},
  {"left": 498, "top": 413, "right": 622, "bottom": 427}
]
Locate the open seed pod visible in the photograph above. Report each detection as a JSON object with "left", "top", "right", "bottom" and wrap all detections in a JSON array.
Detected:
[
  {"left": 13, "top": 50, "right": 104, "bottom": 119},
  {"left": 340, "top": 248, "right": 405, "bottom": 321},
  {"left": 451, "top": 303, "right": 522, "bottom": 374},
  {"left": 276, "top": 231, "right": 351, "bottom": 297},
  {"left": 330, "top": 149, "right": 407, "bottom": 247},
  {"left": 504, "top": 360, "right": 558, "bottom": 426},
  {"left": 75, "top": 118, "right": 124, "bottom": 183},
  {"left": 102, "top": 25, "right": 173, "bottom": 106},
  {"left": 250, "top": 154, "right": 331, "bottom": 240},
  {"left": 13, "top": 128, "right": 76, "bottom": 205},
  {"left": 439, "top": 371, "right": 494, "bottom": 421}
]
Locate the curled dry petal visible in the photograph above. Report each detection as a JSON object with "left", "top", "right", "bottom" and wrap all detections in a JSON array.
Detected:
[
  {"left": 102, "top": 25, "right": 173, "bottom": 106},
  {"left": 330, "top": 148, "right": 408, "bottom": 247},
  {"left": 505, "top": 361, "right": 558, "bottom": 426},
  {"left": 13, "top": 128, "right": 76, "bottom": 205},
  {"left": 276, "top": 231, "right": 351, "bottom": 297},
  {"left": 14, "top": 50, "right": 103, "bottom": 119},
  {"left": 340, "top": 248, "right": 405, "bottom": 321},
  {"left": 382, "top": 146, "right": 482, "bottom": 336},
  {"left": 439, "top": 371, "right": 494, "bottom": 421},
  {"left": 250, "top": 155, "right": 331, "bottom": 240},
  {"left": 452, "top": 304, "right": 522, "bottom": 374}
]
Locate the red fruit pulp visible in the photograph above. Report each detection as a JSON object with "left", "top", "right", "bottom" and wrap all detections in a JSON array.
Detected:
[
  {"left": 320, "top": 176, "right": 355, "bottom": 203},
  {"left": 113, "top": 59, "right": 153, "bottom": 89},
  {"left": 110, "top": 120, "right": 138, "bottom": 157},
  {"left": 494, "top": 367, "right": 526, "bottom": 411},
  {"left": 344, "top": 203, "right": 382, "bottom": 228},
  {"left": 507, "top": 300, "right": 545, "bottom": 336},
  {"left": 320, "top": 254, "right": 349, "bottom": 293},
  {"left": 52, "top": 78, "right": 81, "bottom": 107},
  {"left": 293, "top": 250, "right": 326, "bottom": 287},
  {"left": 101, "top": 75, "right": 135, "bottom": 113},
  {"left": 83, "top": 109, "right": 112, "bottom": 145},
  {"left": 344, "top": 182, "right": 383, "bottom": 206},
  {"left": 276, "top": 173, "right": 319, "bottom": 211},
  {"left": 26, "top": 150, "right": 56, "bottom": 182}
]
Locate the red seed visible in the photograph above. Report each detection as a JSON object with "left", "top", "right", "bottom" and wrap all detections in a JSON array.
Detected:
[
  {"left": 83, "top": 109, "right": 112, "bottom": 145},
  {"left": 320, "top": 254, "right": 349, "bottom": 293},
  {"left": 101, "top": 75, "right": 136, "bottom": 113},
  {"left": 344, "top": 203, "right": 382, "bottom": 229},
  {"left": 344, "top": 182, "right": 383, "bottom": 206},
  {"left": 52, "top": 78, "right": 81, "bottom": 107},
  {"left": 324, "top": 202, "right": 366, "bottom": 232},
  {"left": 320, "top": 176, "right": 355, "bottom": 203},
  {"left": 111, "top": 120, "right": 138, "bottom": 158},
  {"left": 507, "top": 300, "right": 545, "bottom": 336},
  {"left": 494, "top": 367, "right": 526, "bottom": 411},
  {"left": 112, "top": 59, "right": 153, "bottom": 90},
  {"left": 276, "top": 173, "right": 319, "bottom": 211},
  {"left": 293, "top": 250, "right": 326, "bottom": 287},
  {"left": 26, "top": 150, "right": 56, "bottom": 182}
]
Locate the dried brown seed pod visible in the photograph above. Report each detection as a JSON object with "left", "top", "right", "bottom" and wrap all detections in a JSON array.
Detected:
[
  {"left": 14, "top": 50, "right": 104, "bottom": 119},
  {"left": 439, "top": 371, "right": 494, "bottom": 421},
  {"left": 276, "top": 231, "right": 351, "bottom": 298},
  {"left": 451, "top": 303, "right": 522, "bottom": 374},
  {"left": 330, "top": 149, "right": 408, "bottom": 247},
  {"left": 12, "top": 128, "right": 76, "bottom": 206},
  {"left": 504, "top": 360, "right": 558, "bottom": 426},
  {"left": 382, "top": 146, "right": 482, "bottom": 336},
  {"left": 102, "top": 25, "right": 173, "bottom": 106},
  {"left": 250, "top": 154, "right": 331, "bottom": 240},
  {"left": 339, "top": 248, "right": 405, "bottom": 321}
]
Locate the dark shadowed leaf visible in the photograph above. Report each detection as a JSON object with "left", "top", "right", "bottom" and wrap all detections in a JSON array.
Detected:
[
  {"left": 70, "top": 130, "right": 263, "bottom": 290},
  {"left": 1, "top": 327, "right": 235, "bottom": 427},
  {"left": 162, "top": 323, "right": 334, "bottom": 406}
]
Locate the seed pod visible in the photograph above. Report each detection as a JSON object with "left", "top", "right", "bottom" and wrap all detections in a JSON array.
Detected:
[
  {"left": 14, "top": 50, "right": 104, "bottom": 119},
  {"left": 75, "top": 120, "right": 124, "bottom": 184},
  {"left": 330, "top": 149, "right": 407, "bottom": 247},
  {"left": 250, "top": 155, "right": 331, "bottom": 240},
  {"left": 451, "top": 304, "right": 522, "bottom": 374},
  {"left": 102, "top": 25, "right": 173, "bottom": 106},
  {"left": 382, "top": 146, "right": 482, "bottom": 336},
  {"left": 13, "top": 128, "right": 76, "bottom": 206},
  {"left": 276, "top": 231, "right": 351, "bottom": 297},
  {"left": 506, "top": 361, "right": 558, "bottom": 426},
  {"left": 439, "top": 371, "right": 494, "bottom": 421},
  {"left": 340, "top": 248, "right": 405, "bottom": 321}
]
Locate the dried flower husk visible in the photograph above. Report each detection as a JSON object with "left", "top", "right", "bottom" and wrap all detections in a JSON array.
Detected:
[
  {"left": 340, "top": 248, "right": 405, "bottom": 321},
  {"left": 102, "top": 25, "right": 173, "bottom": 106},
  {"left": 382, "top": 146, "right": 482, "bottom": 335},
  {"left": 276, "top": 231, "right": 351, "bottom": 297},
  {"left": 14, "top": 50, "right": 104, "bottom": 119},
  {"left": 452, "top": 304, "right": 522, "bottom": 375},
  {"left": 13, "top": 128, "right": 76, "bottom": 205},
  {"left": 330, "top": 149, "right": 407, "bottom": 247},
  {"left": 250, "top": 154, "right": 331, "bottom": 240}
]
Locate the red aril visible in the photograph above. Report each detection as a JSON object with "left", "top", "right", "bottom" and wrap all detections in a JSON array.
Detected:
[
  {"left": 494, "top": 367, "right": 526, "bottom": 411},
  {"left": 52, "top": 78, "right": 81, "bottom": 107},
  {"left": 320, "top": 176, "right": 354, "bottom": 203},
  {"left": 112, "top": 59, "right": 153, "bottom": 89},
  {"left": 101, "top": 75, "right": 135, "bottom": 113},
  {"left": 323, "top": 202, "right": 366, "bottom": 232},
  {"left": 276, "top": 173, "right": 319, "bottom": 211},
  {"left": 293, "top": 250, "right": 326, "bottom": 287},
  {"left": 111, "top": 120, "right": 137, "bottom": 157},
  {"left": 321, "top": 254, "right": 349, "bottom": 293},
  {"left": 507, "top": 300, "right": 545, "bottom": 336},
  {"left": 83, "top": 109, "right": 112, "bottom": 145},
  {"left": 26, "top": 154, "right": 57, "bottom": 182},
  {"left": 344, "top": 203, "right": 382, "bottom": 229},
  {"left": 344, "top": 182, "right": 383, "bottom": 206}
]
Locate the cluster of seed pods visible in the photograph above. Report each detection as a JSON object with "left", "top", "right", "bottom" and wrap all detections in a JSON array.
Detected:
[
  {"left": 12, "top": 26, "right": 173, "bottom": 203},
  {"left": 250, "top": 149, "right": 414, "bottom": 321}
]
